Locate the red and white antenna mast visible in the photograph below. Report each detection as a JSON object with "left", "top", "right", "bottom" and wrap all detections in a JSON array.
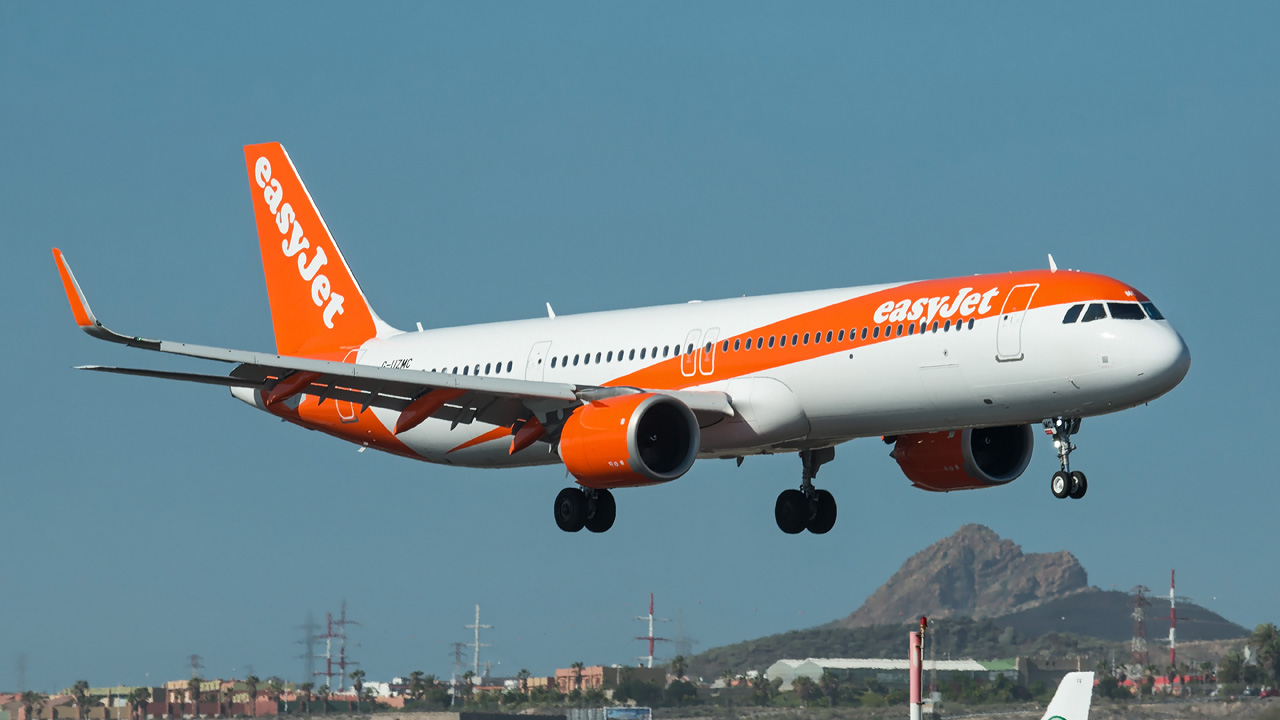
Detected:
[
  {"left": 634, "top": 593, "right": 671, "bottom": 668},
  {"left": 1169, "top": 569, "right": 1177, "bottom": 669}
]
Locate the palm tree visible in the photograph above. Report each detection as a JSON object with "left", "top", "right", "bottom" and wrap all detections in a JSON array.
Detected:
[
  {"left": 314, "top": 686, "right": 329, "bottom": 715},
  {"left": 244, "top": 676, "right": 260, "bottom": 717},
  {"left": 820, "top": 670, "right": 841, "bottom": 706},
  {"left": 516, "top": 669, "right": 530, "bottom": 695},
  {"left": 719, "top": 669, "right": 736, "bottom": 689},
  {"left": 791, "top": 676, "right": 817, "bottom": 706},
  {"left": 669, "top": 656, "right": 687, "bottom": 680},
  {"left": 128, "top": 687, "right": 152, "bottom": 720},
  {"left": 347, "top": 670, "right": 365, "bottom": 710},
  {"left": 407, "top": 672, "right": 425, "bottom": 702},
  {"left": 298, "top": 682, "right": 314, "bottom": 715},
  {"left": 1252, "top": 623, "right": 1280, "bottom": 684},
  {"left": 71, "top": 680, "right": 91, "bottom": 720},
  {"left": 570, "top": 662, "right": 584, "bottom": 692},
  {"left": 220, "top": 684, "right": 233, "bottom": 718},
  {"left": 187, "top": 678, "right": 203, "bottom": 718},
  {"left": 20, "top": 691, "right": 46, "bottom": 720}
]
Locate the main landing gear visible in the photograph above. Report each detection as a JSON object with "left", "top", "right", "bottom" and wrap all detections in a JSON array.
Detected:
[
  {"left": 1044, "top": 417, "right": 1087, "bottom": 500},
  {"left": 554, "top": 487, "right": 616, "bottom": 533},
  {"left": 775, "top": 447, "right": 838, "bottom": 535}
]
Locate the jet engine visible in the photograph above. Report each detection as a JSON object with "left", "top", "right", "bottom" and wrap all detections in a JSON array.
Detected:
[
  {"left": 892, "top": 425, "right": 1034, "bottom": 492},
  {"left": 559, "top": 393, "right": 699, "bottom": 489}
]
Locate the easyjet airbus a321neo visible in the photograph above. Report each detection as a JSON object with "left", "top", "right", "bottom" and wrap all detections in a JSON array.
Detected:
[{"left": 54, "top": 143, "right": 1191, "bottom": 535}]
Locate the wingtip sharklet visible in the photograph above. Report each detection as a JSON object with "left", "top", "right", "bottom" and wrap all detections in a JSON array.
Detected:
[{"left": 52, "top": 248, "right": 99, "bottom": 330}]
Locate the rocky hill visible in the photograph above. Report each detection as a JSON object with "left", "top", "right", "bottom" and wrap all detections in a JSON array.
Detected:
[
  {"left": 688, "top": 524, "right": 1249, "bottom": 676},
  {"left": 832, "top": 524, "right": 1089, "bottom": 628}
]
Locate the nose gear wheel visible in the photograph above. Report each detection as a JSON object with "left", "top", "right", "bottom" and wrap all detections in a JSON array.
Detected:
[{"left": 1044, "top": 417, "right": 1087, "bottom": 500}]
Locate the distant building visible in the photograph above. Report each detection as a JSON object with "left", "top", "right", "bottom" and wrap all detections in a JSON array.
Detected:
[
  {"left": 554, "top": 666, "right": 667, "bottom": 695},
  {"left": 766, "top": 657, "right": 1018, "bottom": 691}
]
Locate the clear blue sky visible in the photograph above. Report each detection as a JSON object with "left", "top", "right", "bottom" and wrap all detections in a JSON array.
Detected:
[{"left": 2, "top": 2, "right": 1276, "bottom": 693}]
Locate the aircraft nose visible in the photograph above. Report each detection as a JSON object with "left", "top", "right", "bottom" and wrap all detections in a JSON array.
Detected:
[{"left": 1142, "top": 326, "right": 1191, "bottom": 392}]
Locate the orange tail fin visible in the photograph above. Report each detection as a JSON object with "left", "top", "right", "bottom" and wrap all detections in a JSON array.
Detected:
[{"left": 244, "top": 143, "right": 396, "bottom": 359}]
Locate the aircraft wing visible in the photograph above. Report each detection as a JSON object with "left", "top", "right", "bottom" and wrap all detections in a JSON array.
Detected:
[{"left": 54, "top": 249, "right": 733, "bottom": 430}]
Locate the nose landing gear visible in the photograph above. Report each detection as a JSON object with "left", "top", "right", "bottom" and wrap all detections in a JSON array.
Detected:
[
  {"left": 1044, "top": 417, "right": 1087, "bottom": 500},
  {"left": 775, "top": 448, "right": 838, "bottom": 534}
]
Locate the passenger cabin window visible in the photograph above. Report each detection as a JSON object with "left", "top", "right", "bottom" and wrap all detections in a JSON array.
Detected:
[
  {"left": 485, "top": 363, "right": 491, "bottom": 374},
  {"left": 745, "top": 338, "right": 752, "bottom": 350},
  {"left": 595, "top": 352, "right": 602, "bottom": 363},
  {"left": 734, "top": 339, "right": 741, "bottom": 351},
  {"left": 1081, "top": 303, "right": 1107, "bottom": 322},
  {"left": 860, "top": 327, "right": 867, "bottom": 340},
  {"left": 837, "top": 329, "right": 845, "bottom": 342},
  {"left": 1062, "top": 304, "right": 1084, "bottom": 324},
  {"left": 551, "top": 357, "right": 557, "bottom": 368},
  {"left": 779, "top": 335, "right": 787, "bottom": 348},
  {"left": 1108, "top": 302, "right": 1145, "bottom": 320},
  {"left": 872, "top": 327, "right": 880, "bottom": 339},
  {"left": 1142, "top": 302, "right": 1164, "bottom": 320},
  {"left": 768, "top": 336, "right": 776, "bottom": 348}
]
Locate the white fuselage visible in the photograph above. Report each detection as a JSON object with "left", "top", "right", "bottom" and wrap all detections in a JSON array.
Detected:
[{"left": 276, "top": 270, "right": 1189, "bottom": 469}]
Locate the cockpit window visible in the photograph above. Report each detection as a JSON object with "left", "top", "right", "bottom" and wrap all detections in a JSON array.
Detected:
[
  {"left": 1141, "top": 301, "right": 1164, "bottom": 320},
  {"left": 1062, "top": 304, "right": 1084, "bottom": 324},
  {"left": 1081, "top": 303, "right": 1107, "bottom": 322},
  {"left": 1108, "top": 302, "right": 1145, "bottom": 320}
]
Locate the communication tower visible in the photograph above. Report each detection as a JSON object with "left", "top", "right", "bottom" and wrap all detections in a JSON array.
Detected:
[
  {"left": 634, "top": 593, "right": 671, "bottom": 668},
  {"left": 314, "top": 601, "right": 360, "bottom": 690},
  {"left": 465, "top": 605, "right": 492, "bottom": 679},
  {"left": 189, "top": 654, "right": 204, "bottom": 678},
  {"left": 297, "top": 611, "right": 321, "bottom": 683},
  {"left": 1130, "top": 585, "right": 1151, "bottom": 671},
  {"left": 672, "top": 608, "right": 698, "bottom": 658}
]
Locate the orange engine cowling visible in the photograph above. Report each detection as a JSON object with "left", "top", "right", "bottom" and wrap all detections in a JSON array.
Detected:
[
  {"left": 892, "top": 425, "right": 1034, "bottom": 492},
  {"left": 559, "top": 393, "right": 700, "bottom": 489}
]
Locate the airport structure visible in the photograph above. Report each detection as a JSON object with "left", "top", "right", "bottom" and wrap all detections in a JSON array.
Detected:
[{"left": 766, "top": 657, "right": 1021, "bottom": 692}]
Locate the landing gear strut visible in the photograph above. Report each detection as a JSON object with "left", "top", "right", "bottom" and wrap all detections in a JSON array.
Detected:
[
  {"left": 1044, "top": 417, "right": 1087, "bottom": 500},
  {"left": 775, "top": 448, "right": 838, "bottom": 535},
  {"left": 554, "top": 487, "right": 616, "bottom": 532}
]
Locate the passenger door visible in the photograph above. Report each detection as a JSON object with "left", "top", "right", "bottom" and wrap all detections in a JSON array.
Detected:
[
  {"left": 996, "top": 284, "right": 1039, "bottom": 361},
  {"left": 681, "top": 329, "right": 702, "bottom": 377},
  {"left": 525, "top": 341, "right": 552, "bottom": 381}
]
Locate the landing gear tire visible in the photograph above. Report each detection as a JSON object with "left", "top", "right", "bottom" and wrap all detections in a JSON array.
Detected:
[
  {"left": 1068, "top": 471, "right": 1087, "bottom": 500},
  {"left": 585, "top": 489, "right": 616, "bottom": 533},
  {"left": 1051, "top": 471, "right": 1071, "bottom": 499},
  {"left": 775, "top": 489, "right": 808, "bottom": 535},
  {"left": 554, "top": 487, "right": 587, "bottom": 532},
  {"left": 807, "top": 489, "right": 837, "bottom": 535}
]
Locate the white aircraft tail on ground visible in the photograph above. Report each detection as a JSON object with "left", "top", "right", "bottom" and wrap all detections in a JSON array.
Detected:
[{"left": 1040, "top": 671, "right": 1094, "bottom": 720}]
